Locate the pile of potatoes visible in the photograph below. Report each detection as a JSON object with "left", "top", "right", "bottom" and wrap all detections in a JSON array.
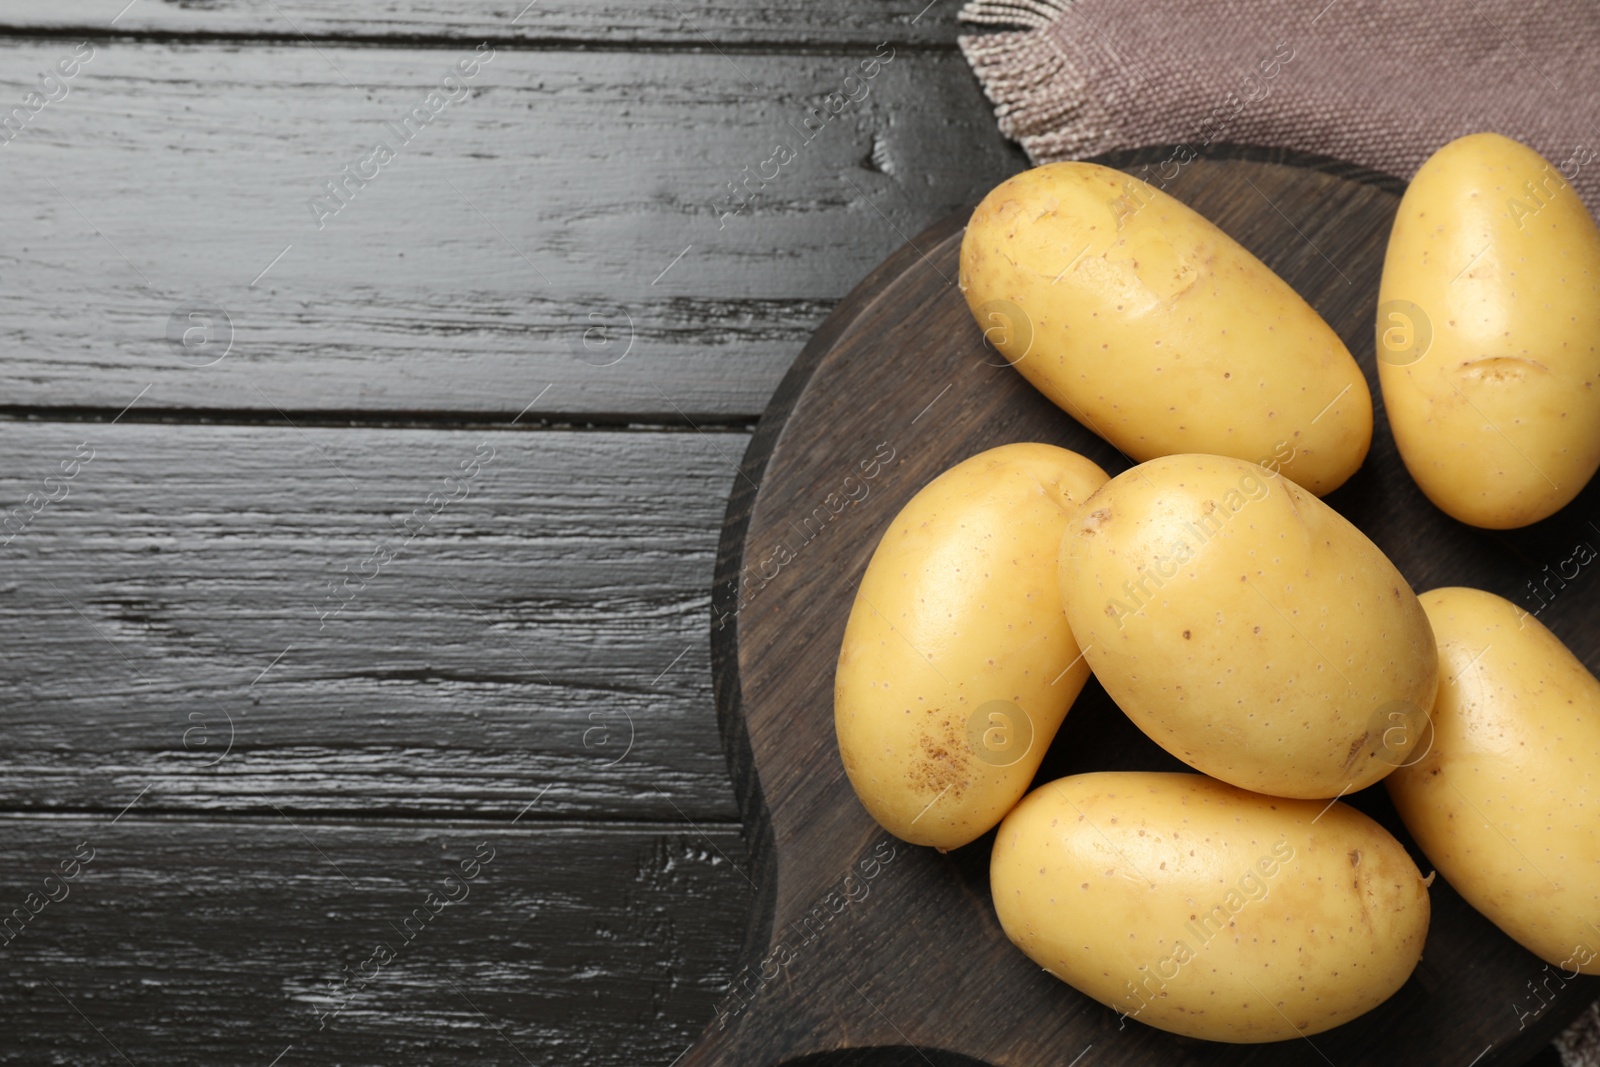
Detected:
[{"left": 833, "top": 133, "right": 1600, "bottom": 1043}]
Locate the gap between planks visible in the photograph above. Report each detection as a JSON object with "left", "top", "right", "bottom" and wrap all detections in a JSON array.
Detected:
[
  {"left": 0, "top": 405, "right": 759, "bottom": 434},
  {"left": 0, "top": 810, "right": 746, "bottom": 831},
  {"left": 0, "top": 25, "right": 964, "bottom": 55}
]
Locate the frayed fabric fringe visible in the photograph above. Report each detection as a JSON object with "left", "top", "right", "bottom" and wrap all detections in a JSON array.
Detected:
[{"left": 957, "top": 0, "right": 1105, "bottom": 163}]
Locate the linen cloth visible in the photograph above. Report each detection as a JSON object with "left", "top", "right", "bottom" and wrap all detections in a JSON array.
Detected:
[{"left": 959, "top": 0, "right": 1599, "bottom": 208}]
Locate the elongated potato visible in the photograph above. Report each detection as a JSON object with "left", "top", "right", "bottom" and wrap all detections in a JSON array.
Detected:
[
  {"left": 1060, "top": 453, "right": 1438, "bottom": 798},
  {"left": 834, "top": 443, "right": 1108, "bottom": 849},
  {"left": 1387, "top": 587, "right": 1600, "bottom": 973},
  {"left": 992, "top": 772, "right": 1431, "bottom": 1042},
  {"left": 1378, "top": 133, "right": 1600, "bottom": 528},
  {"left": 959, "top": 161, "right": 1371, "bottom": 495}
]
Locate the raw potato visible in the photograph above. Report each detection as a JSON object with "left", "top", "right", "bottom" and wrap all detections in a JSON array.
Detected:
[
  {"left": 1378, "top": 132, "right": 1600, "bottom": 528},
  {"left": 959, "top": 161, "right": 1371, "bottom": 495},
  {"left": 1387, "top": 587, "right": 1600, "bottom": 974},
  {"left": 992, "top": 772, "right": 1431, "bottom": 1042},
  {"left": 1059, "top": 453, "right": 1438, "bottom": 798},
  {"left": 834, "top": 443, "right": 1108, "bottom": 849}
]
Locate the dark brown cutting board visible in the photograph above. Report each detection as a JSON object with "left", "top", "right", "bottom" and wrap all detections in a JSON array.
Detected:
[{"left": 693, "top": 146, "right": 1600, "bottom": 1067}]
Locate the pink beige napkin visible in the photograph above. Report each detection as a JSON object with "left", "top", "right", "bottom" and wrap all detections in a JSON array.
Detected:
[{"left": 959, "top": 0, "right": 1599, "bottom": 210}]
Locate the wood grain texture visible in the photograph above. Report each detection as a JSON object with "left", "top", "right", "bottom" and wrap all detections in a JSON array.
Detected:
[
  {"left": 0, "top": 39, "right": 1020, "bottom": 419},
  {"left": 0, "top": 815, "right": 752, "bottom": 1066},
  {"left": 2, "top": 0, "right": 962, "bottom": 47},
  {"left": 0, "top": 11, "right": 1022, "bottom": 1062},
  {"left": 698, "top": 148, "right": 1600, "bottom": 1066},
  {"left": 0, "top": 422, "right": 744, "bottom": 820}
]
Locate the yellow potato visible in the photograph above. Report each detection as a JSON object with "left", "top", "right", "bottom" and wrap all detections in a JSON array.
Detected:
[
  {"left": 1377, "top": 132, "right": 1600, "bottom": 528},
  {"left": 992, "top": 772, "right": 1431, "bottom": 1042},
  {"left": 834, "top": 443, "right": 1108, "bottom": 849},
  {"left": 959, "top": 160, "right": 1371, "bottom": 495},
  {"left": 1386, "top": 587, "right": 1600, "bottom": 974},
  {"left": 1060, "top": 453, "right": 1438, "bottom": 798}
]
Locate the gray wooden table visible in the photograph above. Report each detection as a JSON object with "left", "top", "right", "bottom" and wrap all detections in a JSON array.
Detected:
[
  {"left": 0, "top": 2, "right": 1025, "bottom": 1063},
  {"left": 0, "top": 4, "right": 1572, "bottom": 1065}
]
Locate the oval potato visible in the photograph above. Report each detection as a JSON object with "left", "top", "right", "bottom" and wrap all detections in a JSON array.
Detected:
[
  {"left": 959, "top": 161, "right": 1371, "bottom": 495},
  {"left": 1060, "top": 453, "right": 1438, "bottom": 798},
  {"left": 834, "top": 443, "right": 1108, "bottom": 849},
  {"left": 1386, "top": 587, "right": 1600, "bottom": 974},
  {"left": 992, "top": 772, "right": 1431, "bottom": 1042},
  {"left": 1377, "top": 132, "right": 1600, "bottom": 528}
]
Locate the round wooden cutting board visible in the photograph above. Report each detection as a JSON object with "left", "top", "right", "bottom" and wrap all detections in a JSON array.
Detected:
[{"left": 693, "top": 146, "right": 1600, "bottom": 1067}]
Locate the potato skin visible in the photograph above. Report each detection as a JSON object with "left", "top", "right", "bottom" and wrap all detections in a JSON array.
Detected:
[
  {"left": 1377, "top": 133, "right": 1600, "bottom": 528},
  {"left": 991, "top": 772, "right": 1431, "bottom": 1042},
  {"left": 1386, "top": 587, "right": 1600, "bottom": 974},
  {"left": 959, "top": 161, "right": 1371, "bottom": 495},
  {"left": 834, "top": 443, "right": 1108, "bottom": 849},
  {"left": 1060, "top": 453, "right": 1438, "bottom": 798}
]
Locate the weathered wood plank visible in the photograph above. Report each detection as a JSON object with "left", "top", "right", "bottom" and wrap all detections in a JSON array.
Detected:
[
  {"left": 2, "top": 0, "right": 961, "bottom": 47},
  {"left": 0, "top": 40, "right": 1020, "bottom": 418},
  {"left": 0, "top": 815, "right": 752, "bottom": 1066},
  {"left": 0, "top": 420, "right": 758, "bottom": 820}
]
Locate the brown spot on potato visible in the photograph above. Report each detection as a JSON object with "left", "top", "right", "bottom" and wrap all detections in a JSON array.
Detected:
[
  {"left": 1080, "top": 507, "right": 1113, "bottom": 536},
  {"left": 910, "top": 724, "right": 971, "bottom": 798}
]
